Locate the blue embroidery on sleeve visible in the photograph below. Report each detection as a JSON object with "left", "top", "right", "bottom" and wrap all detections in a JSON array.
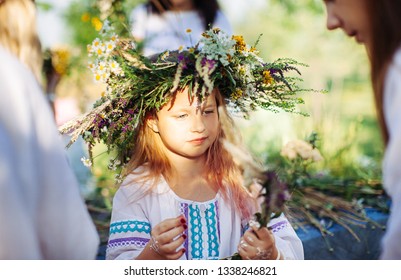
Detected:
[{"left": 109, "top": 220, "right": 151, "bottom": 235}]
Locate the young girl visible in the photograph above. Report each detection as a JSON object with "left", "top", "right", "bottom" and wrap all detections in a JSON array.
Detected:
[
  {"left": 322, "top": 0, "right": 401, "bottom": 260},
  {"left": 105, "top": 87, "right": 303, "bottom": 260},
  {"left": 62, "top": 26, "right": 307, "bottom": 260}
]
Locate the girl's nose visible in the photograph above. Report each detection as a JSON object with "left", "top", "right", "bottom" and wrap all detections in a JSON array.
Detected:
[
  {"left": 325, "top": 8, "right": 341, "bottom": 31},
  {"left": 190, "top": 114, "right": 206, "bottom": 133}
]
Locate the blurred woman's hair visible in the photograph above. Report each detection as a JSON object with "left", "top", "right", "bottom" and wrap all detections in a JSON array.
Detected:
[
  {"left": 366, "top": 0, "right": 401, "bottom": 145},
  {"left": 0, "top": 0, "right": 43, "bottom": 83},
  {"left": 147, "top": 0, "right": 220, "bottom": 30}
]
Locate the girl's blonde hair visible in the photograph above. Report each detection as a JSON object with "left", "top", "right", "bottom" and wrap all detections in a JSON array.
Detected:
[
  {"left": 123, "top": 88, "right": 255, "bottom": 220},
  {"left": 0, "top": 0, "right": 43, "bottom": 83}
]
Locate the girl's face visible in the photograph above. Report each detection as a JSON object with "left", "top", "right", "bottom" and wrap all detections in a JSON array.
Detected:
[
  {"left": 323, "top": 0, "right": 370, "bottom": 45},
  {"left": 150, "top": 88, "right": 220, "bottom": 161}
]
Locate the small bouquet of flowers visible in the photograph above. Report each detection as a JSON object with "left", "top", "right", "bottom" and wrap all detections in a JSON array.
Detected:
[{"left": 223, "top": 169, "right": 290, "bottom": 260}]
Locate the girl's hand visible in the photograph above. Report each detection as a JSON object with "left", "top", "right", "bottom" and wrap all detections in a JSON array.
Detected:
[
  {"left": 147, "top": 214, "right": 187, "bottom": 260},
  {"left": 237, "top": 222, "right": 280, "bottom": 260}
]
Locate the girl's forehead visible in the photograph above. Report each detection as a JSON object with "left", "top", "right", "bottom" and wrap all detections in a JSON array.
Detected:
[{"left": 167, "top": 89, "right": 217, "bottom": 109}]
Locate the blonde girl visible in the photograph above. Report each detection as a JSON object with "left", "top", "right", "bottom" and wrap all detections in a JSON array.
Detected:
[
  {"left": 105, "top": 86, "right": 303, "bottom": 260},
  {"left": 62, "top": 27, "right": 308, "bottom": 260}
]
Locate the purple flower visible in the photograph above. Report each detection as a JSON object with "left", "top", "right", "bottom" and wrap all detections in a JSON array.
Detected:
[
  {"left": 201, "top": 57, "right": 216, "bottom": 70},
  {"left": 178, "top": 54, "right": 185, "bottom": 61},
  {"left": 256, "top": 170, "right": 290, "bottom": 227}
]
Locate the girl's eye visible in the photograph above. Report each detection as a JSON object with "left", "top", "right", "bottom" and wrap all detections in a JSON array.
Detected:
[
  {"left": 176, "top": 114, "right": 188, "bottom": 119},
  {"left": 203, "top": 110, "right": 215, "bottom": 115}
]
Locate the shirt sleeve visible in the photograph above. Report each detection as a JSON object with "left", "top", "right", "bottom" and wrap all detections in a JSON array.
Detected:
[
  {"left": 268, "top": 214, "right": 304, "bottom": 260},
  {"left": 0, "top": 48, "right": 99, "bottom": 259},
  {"left": 213, "top": 10, "right": 233, "bottom": 35},
  {"left": 380, "top": 50, "right": 401, "bottom": 259},
  {"left": 130, "top": 4, "right": 148, "bottom": 40},
  {"left": 106, "top": 183, "right": 152, "bottom": 260}
]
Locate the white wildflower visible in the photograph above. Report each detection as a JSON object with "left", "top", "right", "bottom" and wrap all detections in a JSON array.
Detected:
[
  {"left": 115, "top": 174, "right": 123, "bottom": 184},
  {"left": 281, "top": 139, "right": 323, "bottom": 162},
  {"left": 81, "top": 157, "right": 92, "bottom": 167},
  {"left": 105, "top": 40, "right": 116, "bottom": 55},
  {"left": 160, "top": 51, "right": 170, "bottom": 61},
  {"left": 109, "top": 60, "right": 123, "bottom": 76},
  {"left": 199, "top": 29, "right": 235, "bottom": 66},
  {"left": 100, "top": 19, "right": 113, "bottom": 34}
]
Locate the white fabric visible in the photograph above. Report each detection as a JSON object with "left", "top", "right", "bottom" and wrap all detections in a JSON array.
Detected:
[
  {"left": 106, "top": 173, "right": 304, "bottom": 260},
  {"left": 0, "top": 46, "right": 99, "bottom": 259},
  {"left": 380, "top": 47, "right": 401, "bottom": 259},
  {"left": 130, "top": 4, "right": 233, "bottom": 56}
]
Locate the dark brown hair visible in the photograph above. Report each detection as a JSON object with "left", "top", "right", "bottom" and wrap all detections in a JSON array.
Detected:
[
  {"left": 147, "top": 0, "right": 220, "bottom": 30},
  {"left": 366, "top": 0, "right": 401, "bottom": 145}
]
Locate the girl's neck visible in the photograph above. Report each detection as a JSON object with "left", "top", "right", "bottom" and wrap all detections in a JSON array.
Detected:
[
  {"left": 166, "top": 158, "right": 217, "bottom": 202},
  {"left": 168, "top": 175, "right": 217, "bottom": 202}
]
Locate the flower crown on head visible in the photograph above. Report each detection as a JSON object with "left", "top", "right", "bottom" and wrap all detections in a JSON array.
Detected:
[{"left": 60, "top": 21, "right": 312, "bottom": 181}]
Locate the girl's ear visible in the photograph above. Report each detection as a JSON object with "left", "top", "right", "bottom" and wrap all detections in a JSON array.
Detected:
[{"left": 146, "top": 116, "right": 159, "bottom": 133}]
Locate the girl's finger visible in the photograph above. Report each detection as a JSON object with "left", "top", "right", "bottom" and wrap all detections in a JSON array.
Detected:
[
  {"left": 237, "top": 246, "right": 252, "bottom": 260},
  {"left": 237, "top": 238, "right": 252, "bottom": 253},
  {"left": 250, "top": 225, "right": 271, "bottom": 240},
  {"left": 156, "top": 215, "right": 187, "bottom": 234},
  {"left": 157, "top": 223, "right": 187, "bottom": 245},
  {"left": 243, "top": 230, "right": 258, "bottom": 246},
  {"left": 165, "top": 247, "right": 186, "bottom": 260},
  {"left": 161, "top": 233, "right": 187, "bottom": 254}
]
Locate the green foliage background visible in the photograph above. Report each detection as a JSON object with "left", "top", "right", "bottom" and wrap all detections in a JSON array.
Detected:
[{"left": 50, "top": 1, "right": 385, "bottom": 244}]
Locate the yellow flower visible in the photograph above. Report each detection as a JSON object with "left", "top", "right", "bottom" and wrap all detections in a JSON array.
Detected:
[
  {"left": 188, "top": 47, "right": 195, "bottom": 53},
  {"left": 238, "top": 66, "right": 246, "bottom": 75},
  {"left": 212, "top": 27, "right": 221, "bottom": 34},
  {"left": 201, "top": 32, "right": 211, "bottom": 38},
  {"left": 51, "top": 47, "right": 70, "bottom": 75},
  {"left": 97, "top": 48, "right": 104, "bottom": 56},
  {"left": 160, "top": 51, "right": 170, "bottom": 61},
  {"left": 186, "top": 28, "right": 192, "bottom": 33},
  {"left": 95, "top": 73, "right": 102, "bottom": 82},
  {"left": 91, "top": 17, "right": 103, "bottom": 31},
  {"left": 231, "top": 88, "right": 243, "bottom": 100},
  {"left": 232, "top": 35, "right": 246, "bottom": 52},
  {"left": 249, "top": 46, "right": 258, "bottom": 53},
  {"left": 178, "top": 45, "right": 184, "bottom": 52},
  {"left": 263, "top": 70, "right": 274, "bottom": 85},
  {"left": 81, "top": 13, "right": 90, "bottom": 22}
]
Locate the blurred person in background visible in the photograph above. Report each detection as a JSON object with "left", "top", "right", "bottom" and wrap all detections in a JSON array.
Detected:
[
  {"left": 321, "top": 0, "right": 401, "bottom": 259},
  {"left": 130, "top": 0, "right": 232, "bottom": 56},
  {"left": 0, "top": 0, "right": 99, "bottom": 259},
  {"left": 42, "top": 47, "right": 96, "bottom": 198}
]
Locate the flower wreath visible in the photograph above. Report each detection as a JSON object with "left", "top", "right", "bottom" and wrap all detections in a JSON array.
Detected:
[{"left": 60, "top": 21, "right": 312, "bottom": 181}]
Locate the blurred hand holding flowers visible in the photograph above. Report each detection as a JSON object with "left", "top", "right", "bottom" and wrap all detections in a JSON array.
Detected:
[{"left": 224, "top": 170, "right": 290, "bottom": 260}]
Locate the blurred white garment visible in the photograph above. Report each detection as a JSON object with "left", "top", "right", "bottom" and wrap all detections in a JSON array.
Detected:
[
  {"left": 0, "top": 46, "right": 99, "bottom": 259},
  {"left": 130, "top": 4, "right": 233, "bottom": 56},
  {"left": 381, "top": 47, "right": 401, "bottom": 260},
  {"left": 55, "top": 97, "right": 96, "bottom": 198}
]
